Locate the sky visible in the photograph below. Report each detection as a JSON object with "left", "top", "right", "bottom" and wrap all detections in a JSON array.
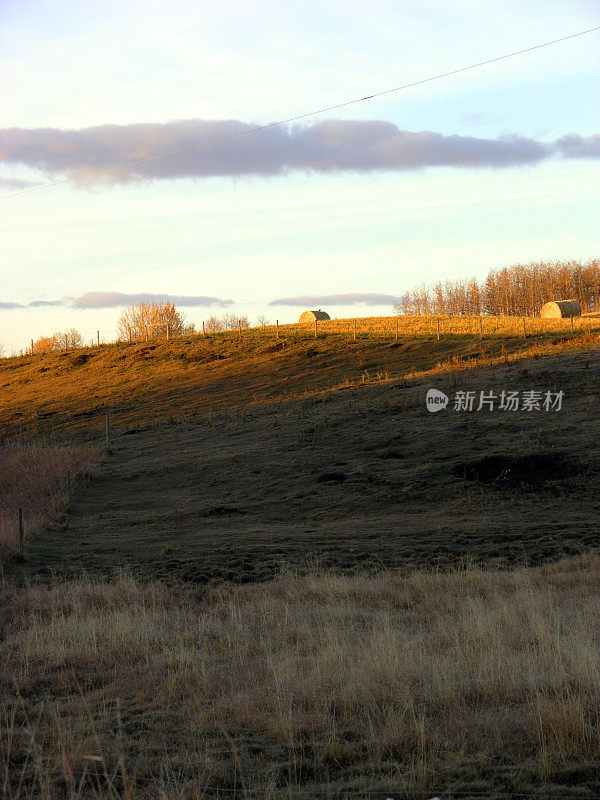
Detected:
[{"left": 1, "top": 0, "right": 599, "bottom": 353}]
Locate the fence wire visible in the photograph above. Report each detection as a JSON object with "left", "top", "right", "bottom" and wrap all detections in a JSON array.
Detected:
[
  {"left": 3, "top": 314, "right": 600, "bottom": 359},
  {"left": 0, "top": 413, "right": 107, "bottom": 554}
]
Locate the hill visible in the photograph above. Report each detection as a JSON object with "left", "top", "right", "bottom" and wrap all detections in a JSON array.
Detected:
[
  {"left": 4, "top": 316, "right": 600, "bottom": 798},
  {"left": 3, "top": 317, "right": 599, "bottom": 583},
  {"left": 1, "top": 314, "right": 597, "bottom": 435}
]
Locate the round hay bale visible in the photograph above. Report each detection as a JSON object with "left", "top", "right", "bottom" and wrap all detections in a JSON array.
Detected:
[
  {"left": 299, "top": 310, "right": 331, "bottom": 323},
  {"left": 539, "top": 300, "right": 581, "bottom": 318}
]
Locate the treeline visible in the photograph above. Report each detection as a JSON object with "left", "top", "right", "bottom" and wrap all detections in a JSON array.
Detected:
[{"left": 396, "top": 259, "right": 600, "bottom": 316}]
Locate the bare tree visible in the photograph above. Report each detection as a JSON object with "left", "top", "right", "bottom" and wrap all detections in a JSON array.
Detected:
[
  {"left": 65, "top": 328, "right": 83, "bottom": 349},
  {"left": 204, "top": 313, "right": 251, "bottom": 333},
  {"left": 118, "top": 301, "right": 189, "bottom": 340},
  {"left": 32, "top": 329, "right": 83, "bottom": 353},
  {"left": 221, "top": 313, "right": 249, "bottom": 330},
  {"left": 204, "top": 316, "right": 224, "bottom": 333},
  {"left": 33, "top": 336, "right": 57, "bottom": 354}
]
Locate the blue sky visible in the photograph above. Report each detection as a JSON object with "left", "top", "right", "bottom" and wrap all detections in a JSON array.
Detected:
[{"left": 1, "top": 0, "right": 599, "bottom": 352}]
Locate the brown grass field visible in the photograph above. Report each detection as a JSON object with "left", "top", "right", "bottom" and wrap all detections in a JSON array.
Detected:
[
  {"left": 4, "top": 558, "right": 600, "bottom": 798},
  {"left": 2, "top": 315, "right": 600, "bottom": 797}
]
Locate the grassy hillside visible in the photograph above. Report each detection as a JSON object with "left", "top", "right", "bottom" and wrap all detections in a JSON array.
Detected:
[
  {"left": 1, "top": 315, "right": 598, "bottom": 436},
  {"left": 4, "top": 327, "right": 598, "bottom": 583}
]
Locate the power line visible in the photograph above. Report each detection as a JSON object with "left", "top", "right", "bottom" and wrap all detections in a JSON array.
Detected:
[{"left": 1, "top": 24, "right": 599, "bottom": 202}]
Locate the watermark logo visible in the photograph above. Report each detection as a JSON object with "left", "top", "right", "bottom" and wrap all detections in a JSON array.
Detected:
[
  {"left": 426, "top": 388, "right": 449, "bottom": 412},
  {"left": 426, "top": 388, "right": 564, "bottom": 413}
]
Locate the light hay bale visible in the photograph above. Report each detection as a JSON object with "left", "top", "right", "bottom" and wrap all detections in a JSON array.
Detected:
[
  {"left": 539, "top": 300, "right": 581, "bottom": 318},
  {"left": 299, "top": 310, "right": 331, "bottom": 323}
]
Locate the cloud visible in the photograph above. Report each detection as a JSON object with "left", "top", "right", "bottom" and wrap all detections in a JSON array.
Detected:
[
  {"left": 1, "top": 118, "right": 586, "bottom": 188},
  {"left": 0, "top": 177, "right": 37, "bottom": 191},
  {"left": 555, "top": 134, "right": 600, "bottom": 159},
  {"left": 0, "top": 292, "right": 233, "bottom": 310},
  {"left": 269, "top": 293, "right": 403, "bottom": 307},
  {"left": 70, "top": 291, "right": 233, "bottom": 309}
]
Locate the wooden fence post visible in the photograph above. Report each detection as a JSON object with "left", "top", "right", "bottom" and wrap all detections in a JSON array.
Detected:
[
  {"left": 18, "top": 507, "right": 24, "bottom": 559},
  {"left": 105, "top": 409, "right": 111, "bottom": 452},
  {"left": 31, "top": 338, "right": 34, "bottom": 355},
  {"left": 97, "top": 330, "right": 100, "bottom": 347},
  {"left": 202, "top": 321, "right": 206, "bottom": 337}
]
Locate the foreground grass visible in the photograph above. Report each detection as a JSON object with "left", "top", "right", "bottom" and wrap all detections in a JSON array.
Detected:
[
  {"left": 0, "top": 443, "right": 99, "bottom": 551},
  {"left": 3, "top": 556, "right": 600, "bottom": 798}
]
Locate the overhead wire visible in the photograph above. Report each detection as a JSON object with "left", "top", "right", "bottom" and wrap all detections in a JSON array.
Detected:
[{"left": 1, "top": 24, "right": 599, "bottom": 201}]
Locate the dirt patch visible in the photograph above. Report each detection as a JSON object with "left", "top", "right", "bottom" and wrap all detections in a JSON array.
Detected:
[
  {"left": 204, "top": 504, "right": 243, "bottom": 517},
  {"left": 378, "top": 449, "right": 404, "bottom": 460},
  {"left": 70, "top": 354, "right": 90, "bottom": 366},
  {"left": 455, "top": 452, "right": 581, "bottom": 488},
  {"left": 317, "top": 472, "right": 348, "bottom": 483}
]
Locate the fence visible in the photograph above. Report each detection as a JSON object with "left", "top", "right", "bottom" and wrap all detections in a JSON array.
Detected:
[
  {"left": 204, "top": 312, "right": 599, "bottom": 345},
  {"left": 4, "top": 313, "right": 600, "bottom": 358},
  {"left": 0, "top": 410, "right": 113, "bottom": 558}
]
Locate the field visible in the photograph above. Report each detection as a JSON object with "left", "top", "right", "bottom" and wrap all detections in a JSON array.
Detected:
[
  {"left": 2, "top": 315, "right": 600, "bottom": 797},
  {"left": 4, "top": 556, "right": 600, "bottom": 798}
]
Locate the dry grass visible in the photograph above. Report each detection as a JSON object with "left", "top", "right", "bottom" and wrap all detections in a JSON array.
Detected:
[
  {"left": 0, "top": 443, "right": 99, "bottom": 551},
  {"left": 300, "top": 313, "right": 597, "bottom": 339},
  {"left": 184, "top": 313, "right": 598, "bottom": 340},
  {"left": 3, "top": 555, "right": 600, "bottom": 797},
  {"left": 2, "top": 315, "right": 600, "bottom": 438}
]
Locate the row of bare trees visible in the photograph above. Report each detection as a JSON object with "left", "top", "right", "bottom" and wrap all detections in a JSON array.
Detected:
[
  {"left": 26, "top": 304, "right": 254, "bottom": 354},
  {"left": 204, "top": 313, "right": 250, "bottom": 333},
  {"left": 33, "top": 328, "right": 84, "bottom": 353},
  {"left": 117, "top": 303, "right": 251, "bottom": 337},
  {"left": 396, "top": 259, "right": 600, "bottom": 317}
]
